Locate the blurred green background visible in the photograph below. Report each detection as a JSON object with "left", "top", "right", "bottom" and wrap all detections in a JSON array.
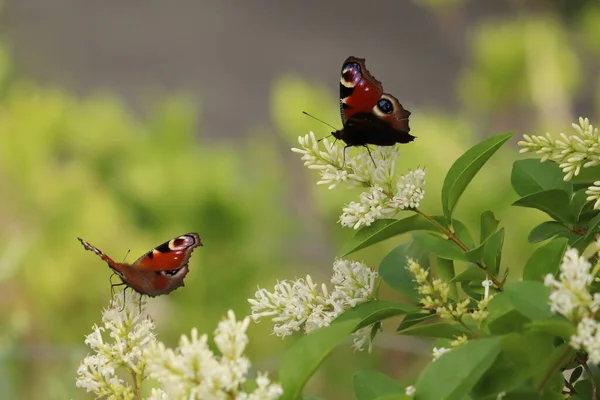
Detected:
[{"left": 1, "top": 0, "right": 599, "bottom": 398}]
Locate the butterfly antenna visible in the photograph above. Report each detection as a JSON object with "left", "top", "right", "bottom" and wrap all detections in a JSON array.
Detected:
[
  {"left": 122, "top": 249, "right": 131, "bottom": 263},
  {"left": 302, "top": 111, "right": 338, "bottom": 131}
]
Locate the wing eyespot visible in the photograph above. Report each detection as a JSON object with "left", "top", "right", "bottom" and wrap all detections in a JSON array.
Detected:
[
  {"left": 341, "top": 62, "right": 362, "bottom": 88},
  {"left": 377, "top": 98, "right": 394, "bottom": 114}
]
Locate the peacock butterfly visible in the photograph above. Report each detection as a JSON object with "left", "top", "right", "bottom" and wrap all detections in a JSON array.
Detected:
[
  {"left": 333, "top": 56, "right": 415, "bottom": 157},
  {"left": 78, "top": 233, "right": 202, "bottom": 297}
]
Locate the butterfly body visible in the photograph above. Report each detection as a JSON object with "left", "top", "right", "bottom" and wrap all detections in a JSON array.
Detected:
[
  {"left": 334, "top": 57, "right": 415, "bottom": 149},
  {"left": 78, "top": 233, "right": 202, "bottom": 297}
]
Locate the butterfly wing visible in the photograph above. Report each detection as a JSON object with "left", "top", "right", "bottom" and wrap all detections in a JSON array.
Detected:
[
  {"left": 337, "top": 57, "right": 414, "bottom": 145},
  {"left": 79, "top": 233, "right": 202, "bottom": 297},
  {"left": 128, "top": 233, "right": 203, "bottom": 297},
  {"left": 78, "top": 237, "right": 123, "bottom": 273},
  {"left": 132, "top": 233, "right": 202, "bottom": 271},
  {"left": 371, "top": 93, "right": 411, "bottom": 134},
  {"left": 339, "top": 56, "right": 383, "bottom": 124}
]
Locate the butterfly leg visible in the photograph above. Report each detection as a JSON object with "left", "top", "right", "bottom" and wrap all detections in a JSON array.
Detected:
[
  {"left": 109, "top": 274, "right": 127, "bottom": 307},
  {"left": 342, "top": 145, "right": 352, "bottom": 168},
  {"left": 362, "top": 145, "right": 377, "bottom": 167},
  {"left": 116, "top": 286, "right": 128, "bottom": 312}
]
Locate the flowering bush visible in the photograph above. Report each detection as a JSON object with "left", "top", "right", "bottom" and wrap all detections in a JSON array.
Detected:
[
  {"left": 76, "top": 291, "right": 282, "bottom": 400},
  {"left": 78, "top": 118, "right": 600, "bottom": 400}
]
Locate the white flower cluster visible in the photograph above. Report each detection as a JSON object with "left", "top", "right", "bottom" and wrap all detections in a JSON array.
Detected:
[
  {"left": 76, "top": 291, "right": 156, "bottom": 399},
  {"left": 76, "top": 291, "right": 282, "bottom": 399},
  {"left": 292, "top": 132, "right": 426, "bottom": 229},
  {"left": 519, "top": 117, "right": 599, "bottom": 180},
  {"left": 519, "top": 117, "right": 600, "bottom": 209},
  {"left": 544, "top": 248, "right": 600, "bottom": 319},
  {"left": 545, "top": 246, "right": 600, "bottom": 363},
  {"left": 248, "top": 259, "right": 378, "bottom": 351},
  {"left": 146, "top": 310, "right": 282, "bottom": 400}
]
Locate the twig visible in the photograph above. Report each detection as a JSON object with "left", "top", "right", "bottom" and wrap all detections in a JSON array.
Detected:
[{"left": 579, "top": 356, "right": 596, "bottom": 400}]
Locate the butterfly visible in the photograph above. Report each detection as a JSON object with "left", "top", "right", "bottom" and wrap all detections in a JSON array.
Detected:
[
  {"left": 333, "top": 57, "right": 415, "bottom": 161},
  {"left": 78, "top": 233, "right": 202, "bottom": 298}
]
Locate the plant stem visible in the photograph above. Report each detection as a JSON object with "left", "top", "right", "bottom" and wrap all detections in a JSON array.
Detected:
[
  {"left": 413, "top": 209, "right": 503, "bottom": 289},
  {"left": 131, "top": 370, "right": 141, "bottom": 400},
  {"left": 579, "top": 355, "right": 596, "bottom": 400},
  {"left": 456, "top": 318, "right": 480, "bottom": 338}
]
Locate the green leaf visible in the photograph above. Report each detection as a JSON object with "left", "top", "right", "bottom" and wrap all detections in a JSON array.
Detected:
[
  {"left": 338, "top": 216, "right": 443, "bottom": 257},
  {"left": 471, "top": 352, "right": 530, "bottom": 398},
  {"left": 353, "top": 370, "right": 404, "bottom": 400},
  {"left": 504, "top": 281, "right": 552, "bottom": 321},
  {"left": 442, "top": 131, "right": 515, "bottom": 224},
  {"left": 486, "top": 292, "right": 530, "bottom": 334},
  {"left": 414, "top": 337, "right": 502, "bottom": 400},
  {"left": 280, "top": 301, "right": 417, "bottom": 400},
  {"left": 511, "top": 158, "right": 572, "bottom": 197},
  {"left": 571, "top": 189, "right": 591, "bottom": 221},
  {"left": 371, "top": 395, "right": 410, "bottom": 400},
  {"left": 528, "top": 221, "right": 569, "bottom": 243},
  {"left": 452, "top": 219, "right": 475, "bottom": 249},
  {"left": 522, "top": 237, "right": 568, "bottom": 281},
  {"left": 461, "top": 279, "right": 485, "bottom": 299},
  {"left": 583, "top": 212, "right": 600, "bottom": 242},
  {"left": 412, "top": 232, "right": 468, "bottom": 261},
  {"left": 480, "top": 210, "right": 500, "bottom": 243},
  {"left": 526, "top": 319, "right": 576, "bottom": 340},
  {"left": 396, "top": 312, "right": 436, "bottom": 332},
  {"left": 336, "top": 301, "right": 419, "bottom": 329},
  {"left": 450, "top": 265, "right": 487, "bottom": 283},
  {"left": 532, "top": 344, "right": 573, "bottom": 390},
  {"left": 512, "top": 189, "right": 573, "bottom": 223},
  {"left": 279, "top": 319, "right": 359, "bottom": 400},
  {"left": 399, "top": 322, "right": 469, "bottom": 339},
  {"left": 465, "top": 244, "right": 485, "bottom": 264},
  {"left": 436, "top": 257, "right": 458, "bottom": 298},
  {"left": 482, "top": 228, "right": 504, "bottom": 275},
  {"left": 379, "top": 242, "right": 427, "bottom": 301},
  {"left": 500, "top": 332, "right": 566, "bottom": 394}
]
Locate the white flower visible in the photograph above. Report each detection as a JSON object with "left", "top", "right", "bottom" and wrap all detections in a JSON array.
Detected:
[
  {"left": 570, "top": 318, "right": 600, "bottom": 364},
  {"left": 146, "top": 311, "right": 282, "bottom": 399},
  {"left": 249, "top": 259, "right": 377, "bottom": 350},
  {"left": 75, "top": 291, "right": 154, "bottom": 399},
  {"left": 292, "top": 132, "right": 425, "bottom": 229},
  {"left": 330, "top": 259, "right": 378, "bottom": 306},
  {"left": 148, "top": 388, "right": 169, "bottom": 400},
  {"left": 390, "top": 169, "right": 426, "bottom": 209},
  {"left": 237, "top": 373, "right": 284, "bottom": 400},
  {"left": 351, "top": 326, "right": 373, "bottom": 352},
  {"left": 405, "top": 385, "right": 416, "bottom": 396},
  {"left": 518, "top": 117, "right": 600, "bottom": 181},
  {"left": 585, "top": 181, "right": 600, "bottom": 210},
  {"left": 432, "top": 346, "right": 450, "bottom": 361},
  {"left": 545, "top": 248, "right": 595, "bottom": 319},
  {"left": 77, "top": 292, "right": 282, "bottom": 399},
  {"left": 482, "top": 278, "right": 493, "bottom": 300}
]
